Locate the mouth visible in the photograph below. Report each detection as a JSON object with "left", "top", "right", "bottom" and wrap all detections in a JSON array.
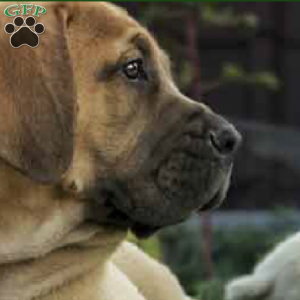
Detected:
[
  {"left": 91, "top": 173, "right": 230, "bottom": 239},
  {"left": 93, "top": 189, "right": 161, "bottom": 239},
  {"left": 88, "top": 139, "right": 233, "bottom": 239},
  {"left": 198, "top": 185, "right": 226, "bottom": 212},
  {"left": 198, "top": 169, "right": 231, "bottom": 212}
]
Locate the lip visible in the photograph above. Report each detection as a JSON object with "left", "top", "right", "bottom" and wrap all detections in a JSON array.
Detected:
[
  {"left": 90, "top": 165, "right": 232, "bottom": 238},
  {"left": 95, "top": 185, "right": 222, "bottom": 239},
  {"left": 107, "top": 207, "right": 161, "bottom": 239},
  {"left": 198, "top": 169, "right": 231, "bottom": 212},
  {"left": 90, "top": 189, "right": 161, "bottom": 239},
  {"left": 198, "top": 188, "right": 224, "bottom": 212},
  {"left": 131, "top": 223, "right": 161, "bottom": 239}
]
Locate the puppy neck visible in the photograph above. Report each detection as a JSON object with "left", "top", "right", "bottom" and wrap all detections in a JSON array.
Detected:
[
  {"left": 0, "top": 162, "right": 127, "bottom": 300},
  {"left": 0, "top": 230, "right": 126, "bottom": 300}
]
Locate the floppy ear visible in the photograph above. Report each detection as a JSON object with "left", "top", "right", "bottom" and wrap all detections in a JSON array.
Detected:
[{"left": 0, "top": 4, "right": 75, "bottom": 183}]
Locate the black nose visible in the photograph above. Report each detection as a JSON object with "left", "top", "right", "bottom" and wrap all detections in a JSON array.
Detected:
[{"left": 210, "top": 125, "right": 242, "bottom": 156}]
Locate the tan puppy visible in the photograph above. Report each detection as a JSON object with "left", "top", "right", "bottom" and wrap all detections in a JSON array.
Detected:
[
  {"left": 113, "top": 241, "right": 189, "bottom": 300},
  {"left": 0, "top": 2, "right": 241, "bottom": 300}
]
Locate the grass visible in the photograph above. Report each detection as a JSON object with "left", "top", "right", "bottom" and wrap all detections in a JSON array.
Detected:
[{"left": 194, "top": 278, "right": 226, "bottom": 300}]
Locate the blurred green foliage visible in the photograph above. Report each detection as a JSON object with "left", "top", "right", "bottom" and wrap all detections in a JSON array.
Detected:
[
  {"left": 129, "top": 222, "right": 295, "bottom": 299},
  {"left": 158, "top": 208, "right": 299, "bottom": 298},
  {"left": 221, "top": 64, "right": 280, "bottom": 91},
  {"left": 134, "top": 2, "right": 280, "bottom": 93},
  {"left": 127, "top": 232, "right": 162, "bottom": 261},
  {"left": 201, "top": 4, "right": 259, "bottom": 29},
  {"left": 194, "top": 278, "right": 225, "bottom": 300}
]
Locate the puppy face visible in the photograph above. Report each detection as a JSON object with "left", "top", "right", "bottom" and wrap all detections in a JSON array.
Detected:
[
  {"left": 63, "top": 3, "right": 241, "bottom": 237},
  {"left": 0, "top": 2, "right": 241, "bottom": 247}
]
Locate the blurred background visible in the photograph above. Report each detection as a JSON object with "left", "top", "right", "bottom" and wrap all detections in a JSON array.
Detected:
[{"left": 119, "top": 2, "right": 300, "bottom": 299}]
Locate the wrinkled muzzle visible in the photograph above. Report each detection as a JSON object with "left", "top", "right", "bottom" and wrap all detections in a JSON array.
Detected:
[{"left": 91, "top": 97, "right": 242, "bottom": 238}]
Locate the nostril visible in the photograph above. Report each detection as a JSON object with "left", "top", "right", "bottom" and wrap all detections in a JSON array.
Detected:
[{"left": 210, "top": 127, "right": 241, "bottom": 155}]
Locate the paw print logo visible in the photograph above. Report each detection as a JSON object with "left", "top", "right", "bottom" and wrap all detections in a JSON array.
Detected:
[{"left": 4, "top": 16, "right": 45, "bottom": 48}]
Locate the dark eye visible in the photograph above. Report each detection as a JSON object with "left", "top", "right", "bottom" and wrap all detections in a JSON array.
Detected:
[{"left": 122, "top": 59, "right": 147, "bottom": 81}]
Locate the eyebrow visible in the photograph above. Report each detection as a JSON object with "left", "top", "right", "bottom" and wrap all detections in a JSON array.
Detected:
[
  {"left": 131, "top": 33, "right": 172, "bottom": 75},
  {"left": 131, "top": 33, "right": 151, "bottom": 57}
]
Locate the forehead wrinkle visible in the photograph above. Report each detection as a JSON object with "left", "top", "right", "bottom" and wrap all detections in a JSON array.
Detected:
[
  {"left": 70, "top": 2, "right": 139, "bottom": 42},
  {"left": 130, "top": 32, "right": 152, "bottom": 56}
]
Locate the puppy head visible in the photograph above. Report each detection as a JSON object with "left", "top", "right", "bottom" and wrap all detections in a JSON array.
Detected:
[
  {"left": 0, "top": 3, "right": 241, "bottom": 241},
  {"left": 62, "top": 3, "right": 241, "bottom": 237}
]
